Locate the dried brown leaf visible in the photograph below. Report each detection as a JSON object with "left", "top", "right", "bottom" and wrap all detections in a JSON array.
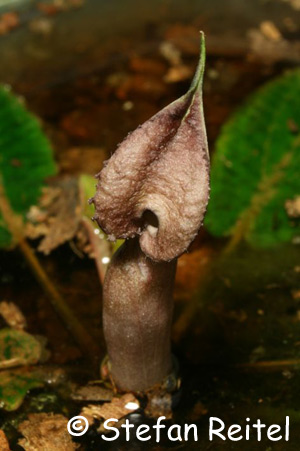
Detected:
[
  {"left": 29, "top": 18, "right": 54, "bottom": 36},
  {"left": 145, "top": 390, "right": 173, "bottom": 419},
  {"left": 72, "top": 383, "right": 113, "bottom": 402},
  {"left": 0, "top": 301, "right": 27, "bottom": 330},
  {"left": 248, "top": 29, "right": 300, "bottom": 63},
  {"left": 164, "top": 65, "right": 193, "bottom": 83},
  {"left": 0, "top": 430, "right": 11, "bottom": 451},
  {"left": 81, "top": 393, "right": 139, "bottom": 426},
  {"left": 260, "top": 21, "right": 282, "bottom": 41},
  {"left": 26, "top": 178, "right": 81, "bottom": 255},
  {"left": 18, "top": 413, "right": 77, "bottom": 451},
  {"left": 159, "top": 41, "right": 182, "bottom": 66},
  {"left": 0, "top": 12, "right": 19, "bottom": 36},
  {"left": 129, "top": 56, "right": 166, "bottom": 76}
]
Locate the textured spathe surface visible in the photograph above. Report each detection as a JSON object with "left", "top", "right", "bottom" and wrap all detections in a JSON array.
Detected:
[{"left": 92, "top": 35, "right": 209, "bottom": 261}]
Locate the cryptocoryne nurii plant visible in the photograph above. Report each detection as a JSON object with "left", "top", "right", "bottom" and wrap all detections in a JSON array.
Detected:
[{"left": 91, "top": 33, "right": 210, "bottom": 392}]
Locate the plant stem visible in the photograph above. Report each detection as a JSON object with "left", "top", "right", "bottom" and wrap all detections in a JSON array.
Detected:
[
  {"left": 103, "top": 238, "right": 177, "bottom": 391},
  {"left": 236, "top": 359, "right": 300, "bottom": 371}
]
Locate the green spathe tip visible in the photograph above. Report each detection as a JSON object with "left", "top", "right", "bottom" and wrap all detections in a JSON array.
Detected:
[{"left": 190, "top": 31, "right": 206, "bottom": 93}]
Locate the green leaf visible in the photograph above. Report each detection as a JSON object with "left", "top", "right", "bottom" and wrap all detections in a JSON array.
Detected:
[
  {"left": 0, "top": 368, "right": 45, "bottom": 411},
  {"left": 0, "top": 328, "right": 42, "bottom": 369},
  {"left": 0, "top": 86, "right": 56, "bottom": 248},
  {"left": 205, "top": 70, "right": 300, "bottom": 248}
]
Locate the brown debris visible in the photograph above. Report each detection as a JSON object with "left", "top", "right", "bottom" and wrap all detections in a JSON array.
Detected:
[
  {"left": 129, "top": 56, "right": 166, "bottom": 76},
  {"left": 159, "top": 40, "right": 193, "bottom": 83},
  {"left": 285, "top": 196, "right": 300, "bottom": 218},
  {"left": 188, "top": 401, "right": 208, "bottom": 422},
  {"left": 164, "top": 24, "right": 200, "bottom": 55},
  {"left": 0, "top": 12, "right": 19, "bottom": 36},
  {"left": 37, "top": 0, "right": 84, "bottom": 15},
  {"left": 18, "top": 413, "right": 77, "bottom": 451},
  {"left": 57, "top": 146, "right": 107, "bottom": 175},
  {"left": 81, "top": 393, "right": 139, "bottom": 427},
  {"left": 0, "top": 301, "right": 27, "bottom": 330},
  {"left": 59, "top": 0, "right": 84, "bottom": 8},
  {"left": 209, "top": 302, "right": 248, "bottom": 323},
  {"left": 37, "top": 2, "right": 60, "bottom": 15},
  {"left": 0, "top": 430, "right": 11, "bottom": 451},
  {"left": 72, "top": 383, "right": 114, "bottom": 402},
  {"left": 280, "top": 0, "right": 300, "bottom": 10},
  {"left": 292, "top": 290, "right": 300, "bottom": 300},
  {"left": 26, "top": 175, "right": 112, "bottom": 283},
  {"left": 29, "top": 18, "right": 54, "bottom": 36},
  {"left": 175, "top": 246, "right": 215, "bottom": 300},
  {"left": 106, "top": 59, "right": 167, "bottom": 101},
  {"left": 26, "top": 178, "right": 81, "bottom": 255},
  {"left": 283, "top": 17, "right": 298, "bottom": 32},
  {"left": 115, "top": 73, "right": 166, "bottom": 100},
  {"left": 260, "top": 21, "right": 282, "bottom": 41},
  {"left": 164, "top": 65, "right": 193, "bottom": 83},
  {"left": 145, "top": 390, "right": 173, "bottom": 419},
  {"left": 159, "top": 41, "right": 182, "bottom": 66},
  {"left": 60, "top": 108, "right": 106, "bottom": 140},
  {"left": 173, "top": 244, "right": 216, "bottom": 342},
  {"left": 248, "top": 28, "right": 300, "bottom": 63}
]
